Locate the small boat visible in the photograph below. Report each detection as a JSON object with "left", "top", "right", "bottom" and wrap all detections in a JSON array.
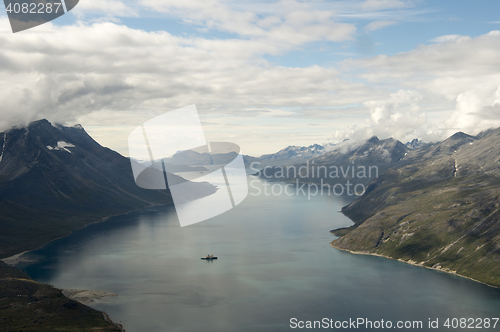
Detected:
[{"left": 201, "top": 254, "right": 217, "bottom": 260}]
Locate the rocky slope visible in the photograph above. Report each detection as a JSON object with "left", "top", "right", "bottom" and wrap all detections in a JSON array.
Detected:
[
  {"left": 0, "top": 119, "right": 218, "bottom": 331},
  {"left": 0, "top": 119, "right": 215, "bottom": 258},
  {"left": 257, "top": 136, "right": 409, "bottom": 186},
  {"left": 405, "top": 138, "right": 426, "bottom": 150},
  {"left": 257, "top": 144, "right": 328, "bottom": 166},
  {"left": 0, "top": 261, "right": 123, "bottom": 332},
  {"left": 331, "top": 129, "right": 500, "bottom": 287}
]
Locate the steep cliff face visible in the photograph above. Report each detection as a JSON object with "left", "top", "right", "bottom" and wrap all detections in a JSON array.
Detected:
[{"left": 331, "top": 129, "right": 500, "bottom": 287}]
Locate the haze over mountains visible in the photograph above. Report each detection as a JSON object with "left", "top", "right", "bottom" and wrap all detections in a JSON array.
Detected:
[
  {"left": 161, "top": 143, "right": 333, "bottom": 168},
  {"left": 163, "top": 139, "right": 418, "bottom": 170}
]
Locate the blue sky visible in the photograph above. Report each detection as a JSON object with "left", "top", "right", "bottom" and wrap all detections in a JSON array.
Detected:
[
  {"left": 56, "top": 0, "right": 500, "bottom": 61},
  {"left": 1, "top": 0, "right": 500, "bottom": 155}
]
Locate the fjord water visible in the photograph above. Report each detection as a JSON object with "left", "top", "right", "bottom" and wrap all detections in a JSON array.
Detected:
[{"left": 18, "top": 179, "right": 500, "bottom": 331}]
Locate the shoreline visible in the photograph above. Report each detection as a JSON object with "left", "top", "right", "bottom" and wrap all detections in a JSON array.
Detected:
[
  {"left": 0, "top": 204, "right": 170, "bottom": 331},
  {"left": 63, "top": 289, "right": 118, "bottom": 304},
  {"left": 1, "top": 250, "right": 30, "bottom": 265},
  {"left": 1, "top": 203, "right": 170, "bottom": 265},
  {"left": 329, "top": 242, "right": 500, "bottom": 289}
]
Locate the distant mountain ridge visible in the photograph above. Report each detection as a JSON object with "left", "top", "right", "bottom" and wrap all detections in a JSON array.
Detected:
[
  {"left": 405, "top": 138, "right": 425, "bottom": 150},
  {"left": 256, "top": 136, "right": 409, "bottom": 186},
  {"left": 313, "top": 136, "right": 408, "bottom": 171},
  {"left": 161, "top": 143, "right": 334, "bottom": 168},
  {"left": 257, "top": 144, "right": 327, "bottom": 166}
]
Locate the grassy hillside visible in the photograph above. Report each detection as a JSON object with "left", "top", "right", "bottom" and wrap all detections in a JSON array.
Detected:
[{"left": 331, "top": 130, "right": 500, "bottom": 287}]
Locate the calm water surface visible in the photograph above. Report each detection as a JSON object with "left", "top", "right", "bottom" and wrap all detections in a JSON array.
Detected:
[{"left": 17, "top": 179, "right": 500, "bottom": 331}]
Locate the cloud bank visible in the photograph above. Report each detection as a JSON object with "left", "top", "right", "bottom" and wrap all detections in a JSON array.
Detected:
[
  {"left": 335, "top": 31, "right": 500, "bottom": 143},
  {"left": 0, "top": 1, "right": 499, "bottom": 155}
]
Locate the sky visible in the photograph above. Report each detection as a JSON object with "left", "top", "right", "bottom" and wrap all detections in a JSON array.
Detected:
[{"left": 1, "top": 0, "right": 500, "bottom": 156}]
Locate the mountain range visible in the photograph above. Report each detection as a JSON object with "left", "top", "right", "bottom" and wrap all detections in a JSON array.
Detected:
[
  {"left": 256, "top": 136, "right": 409, "bottom": 186},
  {"left": 331, "top": 130, "right": 500, "bottom": 287},
  {"left": 0, "top": 119, "right": 215, "bottom": 258},
  {"left": 162, "top": 143, "right": 331, "bottom": 168},
  {"left": 405, "top": 138, "right": 426, "bottom": 150},
  {"left": 256, "top": 144, "right": 329, "bottom": 166},
  {"left": 160, "top": 140, "right": 422, "bottom": 171},
  {"left": 0, "top": 119, "right": 498, "bottom": 330}
]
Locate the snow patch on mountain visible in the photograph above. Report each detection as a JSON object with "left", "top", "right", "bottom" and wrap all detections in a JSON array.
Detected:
[
  {"left": 324, "top": 139, "right": 364, "bottom": 155},
  {"left": 259, "top": 144, "right": 327, "bottom": 161},
  {"left": 405, "top": 139, "right": 426, "bottom": 150},
  {"left": 0, "top": 133, "right": 6, "bottom": 162},
  {"left": 47, "top": 141, "right": 75, "bottom": 153}
]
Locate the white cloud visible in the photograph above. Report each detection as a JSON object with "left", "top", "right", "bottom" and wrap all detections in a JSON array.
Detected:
[
  {"left": 355, "top": 31, "right": 500, "bottom": 79},
  {"left": 71, "top": 0, "right": 137, "bottom": 17},
  {"left": 337, "top": 30, "right": 500, "bottom": 143},
  {"left": 430, "top": 34, "right": 462, "bottom": 43},
  {"left": 365, "top": 20, "right": 397, "bottom": 32},
  {"left": 1, "top": 2, "right": 500, "bottom": 155},
  {"left": 360, "top": 0, "right": 412, "bottom": 11},
  {"left": 0, "top": 18, "right": 376, "bottom": 155},
  {"left": 444, "top": 87, "right": 500, "bottom": 137},
  {"left": 139, "top": 0, "right": 356, "bottom": 51},
  {"left": 334, "top": 90, "right": 430, "bottom": 143}
]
